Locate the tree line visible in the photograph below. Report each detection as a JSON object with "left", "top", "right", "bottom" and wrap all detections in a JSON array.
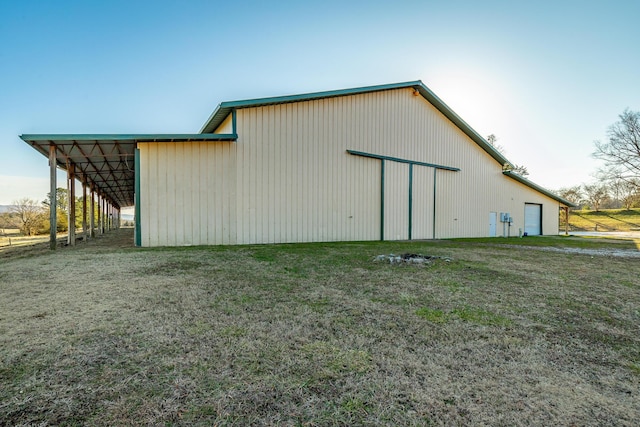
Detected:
[
  {"left": 0, "top": 188, "right": 100, "bottom": 236},
  {"left": 558, "top": 109, "right": 640, "bottom": 211},
  {"left": 489, "top": 110, "right": 640, "bottom": 212}
]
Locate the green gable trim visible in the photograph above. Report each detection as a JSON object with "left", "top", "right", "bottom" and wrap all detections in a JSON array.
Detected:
[
  {"left": 503, "top": 171, "right": 576, "bottom": 207},
  {"left": 201, "top": 82, "right": 423, "bottom": 134},
  {"left": 380, "top": 160, "right": 385, "bottom": 241},
  {"left": 134, "top": 147, "right": 141, "bottom": 247}
]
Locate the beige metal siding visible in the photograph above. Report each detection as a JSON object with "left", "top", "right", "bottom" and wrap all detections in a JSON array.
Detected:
[
  {"left": 139, "top": 141, "right": 236, "bottom": 246},
  {"left": 383, "top": 161, "right": 409, "bottom": 241},
  {"left": 234, "top": 102, "right": 380, "bottom": 244},
  {"left": 214, "top": 114, "right": 233, "bottom": 134},
  {"left": 139, "top": 87, "right": 561, "bottom": 246},
  {"left": 412, "top": 165, "right": 435, "bottom": 239}
]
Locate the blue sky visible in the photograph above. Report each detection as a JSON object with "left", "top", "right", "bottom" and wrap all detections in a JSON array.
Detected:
[{"left": 1, "top": 0, "right": 639, "bottom": 205}]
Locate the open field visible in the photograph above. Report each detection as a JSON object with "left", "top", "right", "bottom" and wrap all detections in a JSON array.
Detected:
[
  {"left": 1, "top": 228, "right": 70, "bottom": 250},
  {"left": 1, "top": 230, "right": 639, "bottom": 426},
  {"left": 569, "top": 208, "right": 640, "bottom": 232}
]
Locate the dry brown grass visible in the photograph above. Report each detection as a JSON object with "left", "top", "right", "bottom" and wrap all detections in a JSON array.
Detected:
[{"left": 1, "top": 229, "right": 639, "bottom": 426}]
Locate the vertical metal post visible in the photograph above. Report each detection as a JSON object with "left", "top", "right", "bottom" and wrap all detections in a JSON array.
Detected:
[
  {"left": 380, "top": 159, "right": 385, "bottom": 241},
  {"left": 49, "top": 144, "right": 57, "bottom": 250},
  {"left": 408, "top": 163, "right": 413, "bottom": 240},
  {"left": 432, "top": 168, "right": 437, "bottom": 239}
]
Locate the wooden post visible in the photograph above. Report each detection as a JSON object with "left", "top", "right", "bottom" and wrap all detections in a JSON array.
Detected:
[
  {"left": 97, "top": 194, "right": 102, "bottom": 235},
  {"left": 90, "top": 186, "right": 95, "bottom": 238},
  {"left": 564, "top": 207, "right": 569, "bottom": 235},
  {"left": 49, "top": 144, "right": 57, "bottom": 250},
  {"left": 101, "top": 197, "right": 106, "bottom": 234},
  {"left": 68, "top": 162, "right": 76, "bottom": 246},
  {"left": 82, "top": 177, "right": 87, "bottom": 242},
  {"left": 107, "top": 202, "right": 111, "bottom": 231}
]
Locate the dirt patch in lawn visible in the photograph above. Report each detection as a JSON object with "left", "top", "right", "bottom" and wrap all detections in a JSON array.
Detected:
[{"left": 500, "top": 244, "right": 640, "bottom": 258}]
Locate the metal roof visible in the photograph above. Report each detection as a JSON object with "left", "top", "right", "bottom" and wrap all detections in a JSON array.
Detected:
[
  {"left": 503, "top": 171, "right": 576, "bottom": 207},
  {"left": 20, "top": 134, "right": 237, "bottom": 208}
]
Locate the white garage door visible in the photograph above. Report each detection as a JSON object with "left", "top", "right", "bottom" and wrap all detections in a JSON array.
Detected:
[{"left": 524, "top": 204, "right": 542, "bottom": 235}]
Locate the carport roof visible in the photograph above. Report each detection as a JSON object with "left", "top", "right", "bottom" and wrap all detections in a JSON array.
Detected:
[{"left": 20, "top": 133, "right": 237, "bottom": 208}]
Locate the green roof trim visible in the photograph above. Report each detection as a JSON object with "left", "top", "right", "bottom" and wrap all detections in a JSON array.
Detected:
[
  {"left": 503, "top": 171, "right": 576, "bottom": 207},
  {"left": 20, "top": 133, "right": 237, "bottom": 142}
]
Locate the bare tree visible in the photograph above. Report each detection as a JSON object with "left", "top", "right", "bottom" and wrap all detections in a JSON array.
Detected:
[
  {"left": 0, "top": 212, "right": 15, "bottom": 234},
  {"left": 619, "top": 179, "right": 640, "bottom": 210},
  {"left": 558, "top": 186, "right": 583, "bottom": 206},
  {"left": 10, "top": 198, "right": 45, "bottom": 236},
  {"left": 487, "top": 134, "right": 530, "bottom": 177},
  {"left": 557, "top": 186, "right": 583, "bottom": 229},
  {"left": 582, "top": 184, "right": 609, "bottom": 212},
  {"left": 594, "top": 109, "right": 640, "bottom": 182}
]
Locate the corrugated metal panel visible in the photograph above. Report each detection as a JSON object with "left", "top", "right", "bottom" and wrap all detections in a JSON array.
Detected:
[
  {"left": 412, "top": 165, "right": 435, "bottom": 239},
  {"left": 139, "top": 141, "right": 237, "bottom": 246},
  {"left": 215, "top": 114, "right": 233, "bottom": 134},
  {"left": 233, "top": 97, "right": 382, "bottom": 244},
  {"left": 383, "top": 161, "right": 409, "bottom": 240}
]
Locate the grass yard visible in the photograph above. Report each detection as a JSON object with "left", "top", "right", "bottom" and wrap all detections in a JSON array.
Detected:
[
  {"left": 569, "top": 208, "right": 640, "bottom": 231},
  {"left": 1, "top": 229, "right": 639, "bottom": 426}
]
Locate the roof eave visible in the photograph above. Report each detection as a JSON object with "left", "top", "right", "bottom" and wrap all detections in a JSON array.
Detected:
[
  {"left": 20, "top": 133, "right": 238, "bottom": 143},
  {"left": 503, "top": 171, "right": 577, "bottom": 207}
]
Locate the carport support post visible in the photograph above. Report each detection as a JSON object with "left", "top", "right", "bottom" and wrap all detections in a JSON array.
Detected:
[
  {"left": 82, "top": 177, "right": 87, "bottom": 242},
  {"left": 49, "top": 144, "right": 57, "bottom": 250},
  {"left": 67, "top": 162, "right": 76, "bottom": 246},
  {"left": 96, "top": 194, "right": 102, "bottom": 235},
  {"left": 89, "top": 186, "right": 95, "bottom": 238},
  {"left": 564, "top": 206, "right": 569, "bottom": 235},
  {"left": 101, "top": 197, "right": 106, "bottom": 234}
]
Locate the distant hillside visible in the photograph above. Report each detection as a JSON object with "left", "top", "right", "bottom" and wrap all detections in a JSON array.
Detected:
[{"left": 568, "top": 208, "right": 640, "bottom": 232}]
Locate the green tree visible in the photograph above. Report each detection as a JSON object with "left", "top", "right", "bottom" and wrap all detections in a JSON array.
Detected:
[{"left": 42, "top": 187, "right": 69, "bottom": 213}]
